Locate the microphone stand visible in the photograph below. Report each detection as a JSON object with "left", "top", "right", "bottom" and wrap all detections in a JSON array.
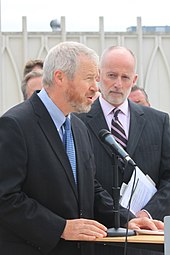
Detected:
[{"left": 107, "top": 152, "right": 135, "bottom": 237}]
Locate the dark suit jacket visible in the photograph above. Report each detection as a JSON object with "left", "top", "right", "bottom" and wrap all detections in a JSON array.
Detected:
[
  {"left": 0, "top": 93, "right": 133, "bottom": 255},
  {"left": 78, "top": 98, "right": 170, "bottom": 221}
]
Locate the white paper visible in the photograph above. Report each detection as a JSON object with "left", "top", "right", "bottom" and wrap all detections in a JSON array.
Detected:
[{"left": 120, "top": 166, "right": 157, "bottom": 214}]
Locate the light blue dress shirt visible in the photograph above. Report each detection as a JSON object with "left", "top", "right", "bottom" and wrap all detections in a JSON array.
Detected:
[{"left": 38, "top": 88, "right": 66, "bottom": 141}]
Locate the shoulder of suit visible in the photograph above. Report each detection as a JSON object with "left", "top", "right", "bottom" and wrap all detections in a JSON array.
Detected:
[
  {"left": 129, "top": 100, "right": 168, "bottom": 119},
  {"left": 72, "top": 113, "right": 89, "bottom": 127}
]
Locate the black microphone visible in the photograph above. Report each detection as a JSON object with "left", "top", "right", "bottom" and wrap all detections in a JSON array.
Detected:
[{"left": 98, "top": 129, "right": 136, "bottom": 166}]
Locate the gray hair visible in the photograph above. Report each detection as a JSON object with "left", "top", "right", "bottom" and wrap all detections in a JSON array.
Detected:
[
  {"left": 42, "top": 41, "right": 99, "bottom": 86},
  {"left": 21, "top": 70, "right": 43, "bottom": 100}
]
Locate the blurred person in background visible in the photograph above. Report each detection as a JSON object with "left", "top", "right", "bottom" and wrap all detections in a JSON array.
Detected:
[
  {"left": 21, "top": 70, "right": 43, "bottom": 100},
  {"left": 128, "top": 85, "right": 150, "bottom": 106},
  {"left": 23, "top": 59, "right": 43, "bottom": 76}
]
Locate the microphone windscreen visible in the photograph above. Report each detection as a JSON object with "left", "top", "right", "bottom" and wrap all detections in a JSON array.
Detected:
[{"left": 98, "top": 129, "right": 110, "bottom": 142}]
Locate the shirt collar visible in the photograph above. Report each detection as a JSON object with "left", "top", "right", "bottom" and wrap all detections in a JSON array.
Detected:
[
  {"left": 99, "top": 95, "right": 129, "bottom": 117},
  {"left": 37, "top": 88, "right": 67, "bottom": 130}
]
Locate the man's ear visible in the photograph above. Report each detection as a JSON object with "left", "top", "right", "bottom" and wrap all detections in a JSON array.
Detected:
[
  {"left": 133, "top": 74, "right": 138, "bottom": 85},
  {"left": 54, "top": 70, "right": 64, "bottom": 85}
]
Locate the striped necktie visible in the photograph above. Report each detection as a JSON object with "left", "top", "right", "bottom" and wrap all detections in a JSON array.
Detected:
[
  {"left": 63, "top": 117, "right": 77, "bottom": 183},
  {"left": 111, "top": 108, "right": 127, "bottom": 150}
]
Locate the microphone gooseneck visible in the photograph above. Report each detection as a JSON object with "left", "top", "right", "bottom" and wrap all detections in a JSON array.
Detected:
[{"left": 98, "top": 129, "right": 136, "bottom": 166}]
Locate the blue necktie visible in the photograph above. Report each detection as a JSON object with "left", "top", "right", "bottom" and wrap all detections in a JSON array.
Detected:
[{"left": 63, "top": 117, "right": 77, "bottom": 183}]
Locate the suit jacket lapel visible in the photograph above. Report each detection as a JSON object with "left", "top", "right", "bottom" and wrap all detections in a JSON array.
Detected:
[
  {"left": 123, "top": 101, "right": 146, "bottom": 181},
  {"left": 84, "top": 99, "right": 113, "bottom": 157},
  {"left": 30, "top": 93, "right": 78, "bottom": 198},
  {"left": 71, "top": 115, "right": 85, "bottom": 200},
  {"left": 127, "top": 101, "right": 146, "bottom": 157}
]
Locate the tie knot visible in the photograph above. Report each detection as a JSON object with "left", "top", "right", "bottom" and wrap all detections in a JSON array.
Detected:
[
  {"left": 64, "top": 117, "right": 71, "bottom": 131},
  {"left": 113, "top": 108, "right": 121, "bottom": 120}
]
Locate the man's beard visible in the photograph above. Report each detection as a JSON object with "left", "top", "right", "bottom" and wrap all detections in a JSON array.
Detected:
[
  {"left": 72, "top": 102, "right": 92, "bottom": 113},
  {"left": 103, "top": 88, "right": 131, "bottom": 106},
  {"left": 65, "top": 88, "right": 92, "bottom": 113}
]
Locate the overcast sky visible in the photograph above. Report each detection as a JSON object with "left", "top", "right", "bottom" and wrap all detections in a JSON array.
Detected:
[{"left": 1, "top": 0, "right": 170, "bottom": 32}]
